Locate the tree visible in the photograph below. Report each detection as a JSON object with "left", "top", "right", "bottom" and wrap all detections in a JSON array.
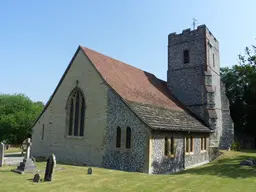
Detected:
[
  {"left": 0, "top": 93, "right": 44, "bottom": 144},
  {"left": 221, "top": 45, "right": 256, "bottom": 135}
]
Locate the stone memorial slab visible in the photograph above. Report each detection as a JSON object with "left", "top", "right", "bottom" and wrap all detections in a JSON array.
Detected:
[
  {"left": 33, "top": 173, "right": 40, "bottom": 183},
  {"left": 44, "top": 154, "right": 56, "bottom": 182},
  {"left": 87, "top": 167, "right": 92, "bottom": 175},
  {"left": 240, "top": 158, "right": 256, "bottom": 166},
  {"left": 0, "top": 143, "right": 5, "bottom": 167},
  {"left": 12, "top": 138, "right": 37, "bottom": 174}
]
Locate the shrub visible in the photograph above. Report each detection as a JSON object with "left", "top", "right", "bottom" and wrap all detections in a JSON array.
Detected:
[{"left": 231, "top": 141, "right": 241, "bottom": 151}]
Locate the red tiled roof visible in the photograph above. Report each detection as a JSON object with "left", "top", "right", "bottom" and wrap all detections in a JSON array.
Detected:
[{"left": 81, "top": 46, "right": 184, "bottom": 111}]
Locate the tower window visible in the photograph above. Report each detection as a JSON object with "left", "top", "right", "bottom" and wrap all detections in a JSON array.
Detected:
[{"left": 183, "top": 50, "right": 190, "bottom": 64}]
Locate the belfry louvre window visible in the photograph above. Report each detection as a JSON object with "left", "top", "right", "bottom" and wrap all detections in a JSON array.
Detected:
[
  {"left": 67, "top": 88, "right": 85, "bottom": 137},
  {"left": 183, "top": 50, "right": 190, "bottom": 64},
  {"left": 126, "top": 127, "right": 131, "bottom": 149},
  {"left": 164, "top": 136, "right": 175, "bottom": 156},
  {"left": 116, "top": 127, "right": 121, "bottom": 148}
]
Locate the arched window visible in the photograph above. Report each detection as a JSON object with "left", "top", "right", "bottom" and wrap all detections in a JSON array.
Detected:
[
  {"left": 183, "top": 50, "right": 190, "bottom": 64},
  {"left": 126, "top": 127, "right": 131, "bottom": 149},
  {"left": 116, "top": 127, "right": 121, "bottom": 148},
  {"left": 67, "top": 88, "right": 85, "bottom": 137}
]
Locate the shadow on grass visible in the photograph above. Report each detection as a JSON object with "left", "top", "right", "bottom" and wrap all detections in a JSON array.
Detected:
[
  {"left": 4, "top": 154, "right": 22, "bottom": 157},
  {"left": 176, "top": 154, "right": 256, "bottom": 179},
  {"left": 0, "top": 169, "right": 13, "bottom": 173}
]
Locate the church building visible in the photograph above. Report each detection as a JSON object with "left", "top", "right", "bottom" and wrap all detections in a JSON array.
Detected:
[{"left": 31, "top": 25, "right": 234, "bottom": 174}]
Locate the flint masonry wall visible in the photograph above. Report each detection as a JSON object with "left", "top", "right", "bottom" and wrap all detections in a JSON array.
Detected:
[
  {"left": 102, "top": 90, "right": 150, "bottom": 173},
  {"left": 220, "top": 81, "right": 234, "bottom": 149},
  {"left": 167, "top": 26, "right": 207, "bottom": 122},
  {"left": 150, "top": 132, "right": 184, "bottom": 174},
  {"left": 150, "top": 132, "right": 210, "bottom": 174}
]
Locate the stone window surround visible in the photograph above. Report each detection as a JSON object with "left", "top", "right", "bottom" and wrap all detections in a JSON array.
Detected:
[
  {"left": 200, "top": 136, "right": 208, "bottom": 152},
  {"left": 113, "top": 126, "right": 132, "bottom": 152},
  {"left": 65, "top": 87, "right": 86, "bottom": 139},
  {"left": 185, "top": 136, "right": 194, "bottom": 155},
  {"left": 164, "top": 136, "right": 175, "bottom": 158}
]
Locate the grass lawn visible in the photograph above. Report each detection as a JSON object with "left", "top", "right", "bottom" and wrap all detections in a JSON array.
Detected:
[
  {"left": 4, "top": 147, "right": 21, "bottom": 154},
  {"left": 0, "top": 150, "right": 256, "bottom": 192}
]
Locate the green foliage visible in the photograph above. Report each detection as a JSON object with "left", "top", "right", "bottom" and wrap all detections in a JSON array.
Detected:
[
  {"left": 0, "top": 93, "right": 44, "bottom": 144},
  {"left": 231, "top": 141, "right": 241, "bottom": 151},
  {"left": 221, "top": 44, "right": 256, "bottom": 135}
]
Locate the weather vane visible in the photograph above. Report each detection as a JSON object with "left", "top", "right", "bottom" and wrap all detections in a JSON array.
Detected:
[{"left": 192, "top": 18, "right": 198, "bottom": 30}]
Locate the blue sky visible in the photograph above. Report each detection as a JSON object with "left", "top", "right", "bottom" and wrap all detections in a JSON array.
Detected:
[{"left": 1, "top": 0, "right": 255, "bottom": 103}]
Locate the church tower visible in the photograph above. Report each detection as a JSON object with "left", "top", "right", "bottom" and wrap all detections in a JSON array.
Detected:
[{"left": 167, "top": 25, "right": 234, "bottom": 150}]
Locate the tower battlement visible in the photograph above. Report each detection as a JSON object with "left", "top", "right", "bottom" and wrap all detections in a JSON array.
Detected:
[{"left": 168, "top": 25, "right": 218, "bottom": 46}]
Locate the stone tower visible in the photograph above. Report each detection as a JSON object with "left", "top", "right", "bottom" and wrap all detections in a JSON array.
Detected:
[{"left": 167, "top": 25, "right": 234, "bottom": 150}]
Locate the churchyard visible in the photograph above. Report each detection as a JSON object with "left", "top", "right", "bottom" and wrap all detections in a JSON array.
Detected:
[{"left": 0, "top": 143, "right": 256, "bottom": 192}]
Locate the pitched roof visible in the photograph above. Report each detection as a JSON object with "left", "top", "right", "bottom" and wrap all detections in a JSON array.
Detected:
[
  {"left": 81, "top": 46, "right": 211, "bottom": 133},
  {"left": 82, "top": 47, "right": 183, "bottom": 111},
  {"left": 129, "top": 102, "right": 211, "bottom": 132}
]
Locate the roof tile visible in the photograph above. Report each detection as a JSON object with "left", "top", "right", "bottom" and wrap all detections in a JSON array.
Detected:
[{"left": 81, "top": 46, "right": 211, "bottom": 132}]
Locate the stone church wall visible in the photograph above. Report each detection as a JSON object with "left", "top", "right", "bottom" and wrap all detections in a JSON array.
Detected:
[
  {"left": 31, "top": 49, "right": 109, "bottom": 166},
  {"left": 184, "top": 135, "right": 209, "bottom": 168},
  {"left": 150, "top": 132, "right": 185, "bottom": 174},
  {"left": 102, "top": 89, "right": 150, "bottom": 173},
  {"left": 219, "top": 82, "right": 234, "bottom": 149},
  {"left": 150, "top": 132, "right": 209, "bottom": 174}
]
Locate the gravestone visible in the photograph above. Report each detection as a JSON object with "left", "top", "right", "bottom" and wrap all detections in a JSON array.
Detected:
[
  {"left": 87, "top": 167, "right": 92, "bottom": 175},
  {"left": 0, "top": 143, "right": 5, "bottom": 167},
  {"left": 33, "top": 173, "right": 40, "bottom": 183},
  {"left": 44, "top": 154, "right": 56, "bottom": 182},
  {"left": 240, "top": 158, "right": 256, "bottom": 166},
  {"left": 12, "top": 138, "right": 37, "bottom": 174}
]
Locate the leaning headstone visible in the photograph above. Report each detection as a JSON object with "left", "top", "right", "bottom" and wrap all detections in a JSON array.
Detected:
[
  {"left": 44, "top": 154, "right": 56, "bottom": 182},
  {"left": 0, "top": 143, "right": 5, "bottom": 167},
  {"left": 12, "top": 138, "right": 37, "bottom": 174},
  {"left": 87, "top": 167, "right": 92, "bottom": 175},
  {"left": 33, "top": 173, "right": 40, "bottom": 183}
]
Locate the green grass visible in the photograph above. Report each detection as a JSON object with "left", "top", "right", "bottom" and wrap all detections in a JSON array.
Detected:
[
  {"left": 4, "top": 147, "right": 21, "bottom": 154},
  {"left": 0, "top": 150, "right": 256, "bottom": 192}
]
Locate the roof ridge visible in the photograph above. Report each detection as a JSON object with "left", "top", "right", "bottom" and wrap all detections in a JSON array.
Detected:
[{"left": 80, "top": 45, "right": 161, "bottom": 80}]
